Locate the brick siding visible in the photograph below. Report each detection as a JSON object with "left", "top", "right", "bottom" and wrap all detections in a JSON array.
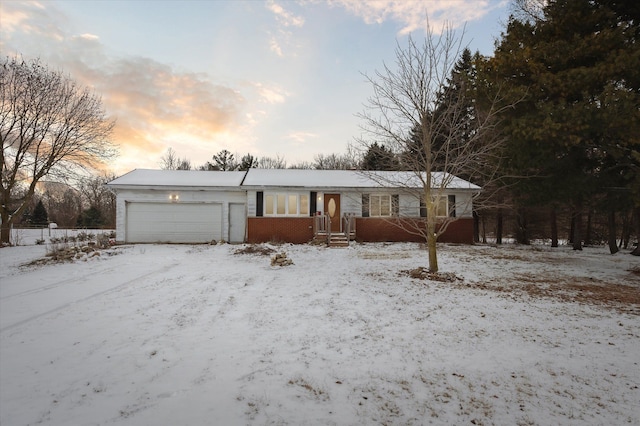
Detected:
[
  {"left": 247, "top": 216, "right": 475, "bottom": 244},
  {"left": 247, "top": 217, "right": 315, "bottom": 244},
  {"left": 355, "top": 217, "right": 474, "bottom": 244}
]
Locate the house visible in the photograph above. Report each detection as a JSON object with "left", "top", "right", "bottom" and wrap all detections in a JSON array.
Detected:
[{"left": 107, "top": 169, "right": 480, "bottom": 245}]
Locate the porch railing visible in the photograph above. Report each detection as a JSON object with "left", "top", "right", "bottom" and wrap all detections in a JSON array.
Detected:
[
  {"left": 342, "top": 213, "right": 356, "bottom": 241},
  {"left": 313, "top": 213, "right": 331, "bottom": 244},
  {"left": 313, "top": 213, "right": 356, "bottom": 245}
]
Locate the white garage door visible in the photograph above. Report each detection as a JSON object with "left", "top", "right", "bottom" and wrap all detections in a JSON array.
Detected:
[{"left": 126, "top": 202, "right": 222, "bottom": 243}]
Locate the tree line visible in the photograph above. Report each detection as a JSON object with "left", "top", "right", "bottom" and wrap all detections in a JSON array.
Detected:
[{"left": 17, "top": 174, "right": 117, "bottom": 230}]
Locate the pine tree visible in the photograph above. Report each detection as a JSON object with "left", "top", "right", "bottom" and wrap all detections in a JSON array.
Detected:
[
  {"left": 361, "top": 143, "right": 398, "bottom": 170},
  {"left": 76, "top": 206, "right": 104, "bottom": 228},
  {"left": 32, "top": 200, "right": 49, "bottom": 226},
  {"left": 487, "top": 0, "right": 640, "bottom": 250}
]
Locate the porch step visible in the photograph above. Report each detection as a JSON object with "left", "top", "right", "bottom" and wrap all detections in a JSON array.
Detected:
[
  {"left": 328, "top": 233, "right": 349, "bottom": 248},
  {"left": 312, "top": 232, "right": 350, "bottom": 247}
]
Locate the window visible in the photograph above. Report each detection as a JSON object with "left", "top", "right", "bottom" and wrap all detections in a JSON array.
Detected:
[
  {"left": 277, "top": 194, "right": 285, "bottom": 215},
  {"left": 363, "top": 194, "right": 399, "bottom": 217},
  {"left": 263, "top": 193, "right": 309, "bottom": 216},
  {"left": 420, "top": 195, "right": 454, "bottom": 217},
  {"left": 256, "top": 192, "right": 264, "bottom": 217},
  {"left": 435, "top": 196, "right": 447, "bottom": 217},
  {"left": 265, "top": 195, "right": 275, "bottom": 215}
]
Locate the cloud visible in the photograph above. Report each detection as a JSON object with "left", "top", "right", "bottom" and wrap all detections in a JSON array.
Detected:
[
  {"left": 265, "top": 1, "right": 305, "bottom": 58},
  {"left": 328, "top": 0, "right": 503, "bottom": 35},
  {"left": 253, "top": 82, "right": 290, "bottom": 104},
  {"left": 0, "top": 1, "right": 251, "bottom": 173},
  {"left": 268, "top": 34, "right": 284, "bottom": 57},
  {"left": 287, "top": 131, "right": 319, "bottom": 143},
  {"left": 0, "top": 1, "right": 66, "bottom": 43},
  {"left": 266, "top": 0, "right": 305, "bottom": 27}
]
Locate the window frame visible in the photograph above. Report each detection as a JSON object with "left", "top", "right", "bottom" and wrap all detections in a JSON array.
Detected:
[
  {"left": 420, "top": 194, "right": 453, "bottom": 218},
  {"left": 263, "top": 192, "right": 310, "bottom": 217},
  {"left": 363, "top": 193, "right": 399, "bottom": 217}
]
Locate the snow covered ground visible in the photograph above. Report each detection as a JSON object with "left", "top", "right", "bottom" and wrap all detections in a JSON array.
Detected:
[{"left": 1, "top": 231, "right": 639, "bottom": 425}]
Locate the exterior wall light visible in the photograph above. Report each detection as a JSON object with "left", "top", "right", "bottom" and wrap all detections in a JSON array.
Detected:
[{"left": 169, "top": 194, "right": 179, "bottom": 203}]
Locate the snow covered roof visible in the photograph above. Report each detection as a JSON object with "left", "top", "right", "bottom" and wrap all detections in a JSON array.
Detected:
[
  {"left": 242, "top": 169, "right": 481, "bottom": 190},
  {"left": 107, "top": 169, "right": 247, "bottom": 188},
  {"left": 107, "top": 169, "right": 481, "bottom": 191}
]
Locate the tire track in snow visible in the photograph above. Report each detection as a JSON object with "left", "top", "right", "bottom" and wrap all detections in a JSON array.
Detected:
[
  {"left": 0, "top": 269, "right": 111, "bottom": 301},
  {"left": 0, "top": 261, "right": 180, "bottom": 333}
]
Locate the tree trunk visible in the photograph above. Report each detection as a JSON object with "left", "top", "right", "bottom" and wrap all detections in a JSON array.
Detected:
[
  {"left": 550, "top": 205, "right": 558, "bottom": 248},
  {"left": 496, "top": 208, "right": 503, "bottom": 245},
  {"left": 569, "top": 214, "right": 575, "bottom": 244},
  {"left": 1, "top": 208, "right": 12, "bottom": 245},
  {"left": 481, "top": 215, "right": 487, "bottom": 243},
  {"left": 473, "top": 210, "right": 480, "bottom": 243},
  {"left": 1, "top": 222, "right": 10, "bottom": 245},
  {"left": 426, "top": 214, "right": 439, "bottom": 272},
  {"left": 585, "top": 208, "right": 593, "bottom": 246},
  {"left": 607, "top": 192, "right": 619, "bottom": 254},
  {"left": 515, "top": 207, "right": 529, "bottom": 245},
  {"left": 607, "top": 204, "right": 619, "bottom": 254},
  {"left": 632, "top": 206, "right": 640, "bottom": 256},
  {"left": 621, "top": 209, "right": 631, "bottom": 249},
  {"left": 572, "top": 203, "right": 583, "bottom": 251}
]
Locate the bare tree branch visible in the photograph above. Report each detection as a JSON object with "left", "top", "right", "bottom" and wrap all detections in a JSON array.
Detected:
[
  {"left": 357, "top": 24, "right": 516, "bottom": 272},
  {"left": 1, "top": 56, "right": 116, "bottom": 244}
]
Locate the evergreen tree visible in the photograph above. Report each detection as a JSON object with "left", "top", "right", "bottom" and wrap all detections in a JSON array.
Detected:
[
  {"left": 32, "top": 200, "right": 49, "bottom": 226},
  {"left": 238, "top": 153, "right": 257, "bottom": 171},
  {"left": 487, "top": 0, "right": 640, "bottom": 250},
  {"left": 361, "top": 142, "right": 399, "bottom": 170},
  {"left": 211, "top": 149, "right": 237, "bottom": 171},
  {"left": 402, "top": 48, "right": 484, "bottom": 179},
  {"left": 76, "top": 206, "right": 104, "bottom": 228}
]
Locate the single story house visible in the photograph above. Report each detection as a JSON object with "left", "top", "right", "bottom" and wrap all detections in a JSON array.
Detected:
[{"left": 107, "top": 169, "right": 480, "bottom": 245}]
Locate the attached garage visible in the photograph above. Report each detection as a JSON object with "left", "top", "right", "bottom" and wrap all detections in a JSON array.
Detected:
[
  {"left": 126, "top": 202, "right": 222, "bottom": 243},
  {"left": 108, "top": 169, "right": 247, "bottom": 244}
]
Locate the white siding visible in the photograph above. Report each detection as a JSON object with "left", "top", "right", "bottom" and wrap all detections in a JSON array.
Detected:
[
  {"left": 246, "top": 190, "right": 257, "bottom": 217},
  {"left": 452, "top": 191, "right": 474, "bottom": 218}
]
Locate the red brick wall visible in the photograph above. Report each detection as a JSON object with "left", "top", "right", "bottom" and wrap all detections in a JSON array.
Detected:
[
  {"left": 247, "top": 217, "right": 315, "bottom": 244},
  {"left": 247, "top": 217, "right": 474, "bottom": 244},
  {"left": 355, "top": 217, "right": 474, "bottom": 244}
]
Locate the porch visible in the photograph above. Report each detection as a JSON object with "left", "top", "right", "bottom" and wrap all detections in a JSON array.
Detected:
[{"left": 313, "top": 213, "right": 356, "bottom": 247}]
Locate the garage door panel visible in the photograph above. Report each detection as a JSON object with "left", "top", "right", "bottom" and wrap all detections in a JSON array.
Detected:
[{"left": 126, "top": 202, "right": 222, "bottom": 243}]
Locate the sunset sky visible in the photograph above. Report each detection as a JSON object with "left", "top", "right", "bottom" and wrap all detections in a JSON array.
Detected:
[{"left": 1, "top": 0, "right": 510, "bottom": 175}]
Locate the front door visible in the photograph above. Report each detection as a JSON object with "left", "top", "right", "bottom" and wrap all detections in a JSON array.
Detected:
[{"left": 324, "top": 193, "right": 341, "bottom": 232}]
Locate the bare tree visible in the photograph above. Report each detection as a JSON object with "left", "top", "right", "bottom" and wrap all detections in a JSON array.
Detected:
[
  {"left": 160, "top": 147, "right": 192, "bottom": 170},
  {"left": 357, "top": 27, "right": 510, "bottom": 272},
  {"left": 76, "top": 172, "right": 117, "bottom": 228},
  {"left": 509, "top": 0, "right": 546, "bottom": 23},
  {"left": 257, "top": 155, "right": 287, "bottom": 169},
  {"left": 1, "top": 56, "right": 116, "bottom": 244},
  {"left": 40, "top": 181, "right": 82, "bottom": 227},
  {"left": 312, "top": 151, "right": 359, "bottom": 170}
]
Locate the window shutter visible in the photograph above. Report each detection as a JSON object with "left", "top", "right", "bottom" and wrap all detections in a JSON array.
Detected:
[
  {"left": 362, "top": 194, "right": 370, "bottom": 217},
  {"left": 392, "top": 194, "right": 399, "bottom": 216},
  {"left": 420, "top": 196, "right": 427, "bottom": 217},
  {"left": 448, "top": 195, "right": 456, "bottom": 217},
  {"left": 256, "top": 192, "right": 264, "bottom": 217},
  {"left": 310, "top": 192, "right": 317, "bottom": 216}
]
